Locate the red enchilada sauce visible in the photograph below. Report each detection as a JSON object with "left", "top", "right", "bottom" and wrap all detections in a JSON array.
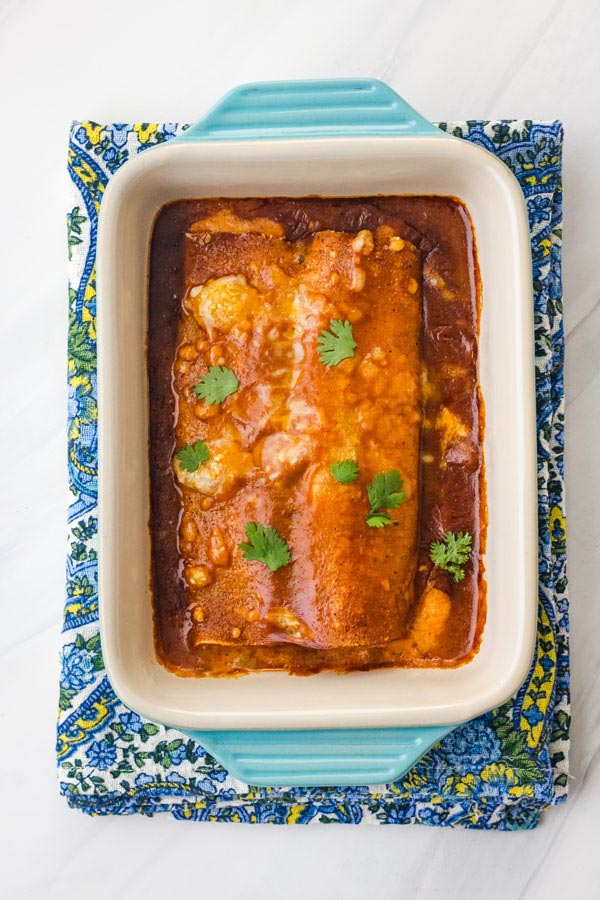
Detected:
[{"left": 148, "top": 197, "right": 486, "bottom": 676}]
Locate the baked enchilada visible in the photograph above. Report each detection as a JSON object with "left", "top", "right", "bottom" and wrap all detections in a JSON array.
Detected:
[{"left": 148, "top": 197, "right": 486, "bottom": 676}]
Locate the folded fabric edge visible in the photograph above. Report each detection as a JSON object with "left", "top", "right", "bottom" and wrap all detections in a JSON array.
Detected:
[{"left": 62, "top": 791, "right": 548, "bottom": 830}]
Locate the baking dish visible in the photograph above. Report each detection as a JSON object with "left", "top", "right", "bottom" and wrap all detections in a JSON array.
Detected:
[{"left": 97, "top": 79, "right": 537, "bottom": 785}]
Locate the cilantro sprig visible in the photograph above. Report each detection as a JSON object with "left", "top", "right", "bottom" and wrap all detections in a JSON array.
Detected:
[
  {"left": 330, "top": 459, "right": 360, "bottom": 484},
  {"left": 365, "top": 511, "right": 397, "bottom": 528},
  {"left": 176, "top": 440, "right": 210, "bottom": 473},
  {"left": 193, "top": 366, "right": 239, "bottom": 405},
  {"left": 317, "top": 319, "right": 357, "bottom": 367},
  {"left": 239, "top": 523, "right": 291, "bottom": 573},
  {"left": 365, "top": 470, "right": 406, "bottom": 527},
  {"left": 430, "top": 531, "right": 473, "bottom": 582}
]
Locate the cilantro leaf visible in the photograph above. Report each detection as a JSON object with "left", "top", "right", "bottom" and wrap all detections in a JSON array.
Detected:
[
  {"left": 317, "top": 319, "right": 357, "bottom": 367},
  {"left": 239, "top": 522, "right": 291, "bottom": 573},
  {"left": 176, "top": 440, "right": 210, "bottom": 473},
  {"left": 365, "top": 511, "right": 397, "bottom": 528},
  {"left": 193, "top": 366, "right": 239, "bottom": 404},
  {"left": 430, "top": 531, "right": 473, "bottom": 582},
  {"left": 367, "top": 471, "right": 405, "bottom": 511},
  {"left": 330, "top": 459, "right": 360, "bottom": 484},
  {"left": 365, "top": 470, "right": 406, "bottom": 527}
]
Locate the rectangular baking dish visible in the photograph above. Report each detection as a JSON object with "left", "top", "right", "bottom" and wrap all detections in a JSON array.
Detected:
[{"left": 97, "top": 81, "right": 537, "bottom": 756}]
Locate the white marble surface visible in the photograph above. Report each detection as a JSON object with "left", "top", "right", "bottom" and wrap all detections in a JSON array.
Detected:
[{"left": 1, "top": 0, "right": 599, "bottom": 897}]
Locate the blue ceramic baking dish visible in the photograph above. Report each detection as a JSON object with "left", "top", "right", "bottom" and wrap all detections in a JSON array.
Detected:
[{"left": 97, "top": 79, "right": 537, "bottom": 786}]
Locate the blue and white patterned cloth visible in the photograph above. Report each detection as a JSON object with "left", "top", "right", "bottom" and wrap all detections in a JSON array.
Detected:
[{"left": 60, "top": 119, "right": 569, "bottom": 828}]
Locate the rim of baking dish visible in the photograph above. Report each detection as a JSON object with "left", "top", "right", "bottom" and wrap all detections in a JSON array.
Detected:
[{"left": 97, "top": 134, "right": 537, "bottom": 731}]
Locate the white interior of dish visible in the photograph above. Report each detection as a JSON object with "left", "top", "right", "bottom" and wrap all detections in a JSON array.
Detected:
[{"left": 97, "top": 135, "right": 538, "bottom": 730}]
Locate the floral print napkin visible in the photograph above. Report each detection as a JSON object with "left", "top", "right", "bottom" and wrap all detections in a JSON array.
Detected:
[{"left": 60, "top": 119, "right": 568, "bottom": 828}]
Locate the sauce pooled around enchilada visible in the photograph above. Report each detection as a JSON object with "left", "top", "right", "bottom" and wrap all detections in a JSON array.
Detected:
[{"left": 148, "top": 197, "right": 486, "bottom": 676}]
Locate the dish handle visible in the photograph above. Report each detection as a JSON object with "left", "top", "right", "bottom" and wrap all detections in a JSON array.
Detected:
[
  {"left": 174, "top": 78, "right": 442, "bottom": 142},
  {"left": 181, "top": 725, "right": 453, "bottom": 788}
]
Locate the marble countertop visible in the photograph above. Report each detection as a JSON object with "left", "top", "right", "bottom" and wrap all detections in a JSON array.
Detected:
[{"left": 1, "top": 0, "right": 599, "bottom": 897}]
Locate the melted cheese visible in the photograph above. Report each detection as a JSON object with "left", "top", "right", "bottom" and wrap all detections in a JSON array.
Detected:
[
  {"left": 187, "top": 275, "right": 258, "bottom": 335},
  {"left": 190, "top": 209, "right": 284, "bottom": 237},
  {"left": 173, "top": 439, "right": 253, "bottom": 498}
]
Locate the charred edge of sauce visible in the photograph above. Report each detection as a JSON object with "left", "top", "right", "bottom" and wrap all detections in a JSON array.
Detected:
[
  {"left": 447, "top": 199, "right": 486, "bottom": 667},
  {"left": 148, "top": 196, "right": 487, "bottom": 676},
  {"left": 147, "top": 207, "right": 160, "bottom": 664}
]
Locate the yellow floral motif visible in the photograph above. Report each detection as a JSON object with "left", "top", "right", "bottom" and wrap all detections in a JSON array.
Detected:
[
  {"left": 64, "top": 599, "right": 98, "bottom": 618},
  {"left": 521, "top": 604, "right": 556, "bottom": 748},
  {"left": 81, "top": 122, "right": 104, "bottom": 145},
  {"left": 67, "top": 148, "right": 105, "bottom": 211},
  {"left": 68, "top": 580, "right": 91, "bottom": 599},
  {"left": 386, "top": 779, "right": 407, "bottom": 795},
  {"left": 539, "top": 153, "right": 559, "bottom": 167},
  {"left": 57, "top": 696, "right": 113, "bottom": 759},
  {"left": 286, "top": 804, "right": 305, "bottom": 824},
  {"left": 83, "top": 277, "right": 97, "bottom": 339},
  {"left": 68, "top": 152, "right": 93, "bottom": 185},
  {"left": 134, "top": 123, "right": 159, "bottom": 144},
  {"left": 481, "top": 762, "right": 516, "bottom": 784},
  {"left": 65, "top": 600, "right": 84, "bottom": 617},
  {"left": 70, "top": 374, "right": 90, "bottom": 391},
  {"left": 537, "top": 237, "right": 552, "bottom": 257},
  {"left": 509, "top": 783, "right": 535, "bottom": 798},
  {"left": 479, "top": 764, "right": 534, "bottom": 798},
  {"left": 443, "top": 774, "right": 477, "bottom": 797},
  {"left": 524, "top": 172, "right": 554, "bottom": 187},
  {"left": 401, "top": 768, "right": 430, "bottom": 791},
  {"left": 550, "top": 505, "right": 566, "bottom": 549},
  {"left": 455, "top": 775, "right": 477, "bottom": 796}
]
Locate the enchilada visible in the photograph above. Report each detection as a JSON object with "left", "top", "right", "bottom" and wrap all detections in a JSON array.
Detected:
[{"left": 148, "top": 197, "right": 485, "bottom": 675}]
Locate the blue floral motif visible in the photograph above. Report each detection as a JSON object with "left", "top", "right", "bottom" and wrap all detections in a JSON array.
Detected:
[
  {"left": 293, "top": 802, "right": 364, "bottom": 824},
  {"left": 168, "top": 772, "right": 187, "bottom": 785},
  {"left": 523, "top": 706, "right": 545, "bottom": 727},
  {"left": 60, "top": 642, "right": 94, "bottom": 691},
  {"left": 119, "top": 711, "right": 143, "bottom": 733},
  {"left": 168, "top": 743, "right": 187, "bottom": 766},
  {"left": 253, "top": 804, "right": 293, "bottom": 825},
  {"left": 195, "top": 777, "right": 216, "bottom": 793},
  {"left": 528, "top": 195, "right": 551, "bottom": 225},
  {"left": 106, "top": 124, "right": 129, "bottom": 147},
  {"left": 417, "top": 806, "right": 447, "bottom": 826},
  {"left": 135, "top": 772, "right": 155, "bottom": 787},
  {"left": 203, "top": 805, "right": 253, "bottom": 823},
  {"left": 442, "top": 720, "right": 502, "bottom": 774},
  {"left": 376, "top": 801, "right": 417, "bottom": 825},
  {"left": 60, "top": 118, "right": 569, "bottom": 829},
  {"left": 86, "top": 740, "right": 117, "bottom": 770}
]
